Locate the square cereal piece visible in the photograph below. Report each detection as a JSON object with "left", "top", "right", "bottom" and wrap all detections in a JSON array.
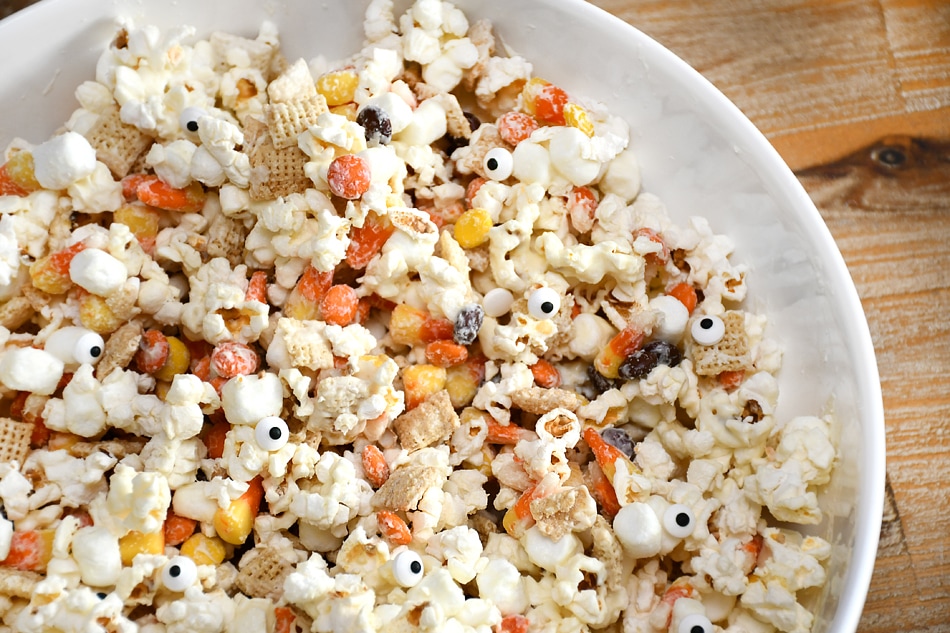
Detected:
[
  {"left": 244, "top": 117, "right": 313, "bottom": 201},
  {"left": 235, "top": 548, "right": 294, "bottom": 601},
  {"left": 0, "top": 297, "right": 33, "bottom": 331},
  {"left": 392, "top": 390, "right": 460, "bottom": 452},
  {"left": 510, "top": 386, "right": 582, "bottom": 415},
  {"left": 373, "top": 465, "right": 443, "bottom": 512},
  {"left": 263, "top": 59, "right": 328, "bottom": 149},
  {"left": 0, "top": 417, "right": 34, "bottom": 466},
  {"left": 0, "top": 567, "right": 42, "bottom": 599},
  {"left": 529, "top": 486, "right": 595, "bottom": 541},
  {"left": 690, "top": 310, "right": 751, "bottom": 376},
  {"left": 83, "top": 105, "right": 153, "bottom": 178}
]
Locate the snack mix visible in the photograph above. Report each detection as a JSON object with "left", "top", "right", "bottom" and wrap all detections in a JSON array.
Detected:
[{"left": 0, "top": 1, "right": 838, "bottom": 632}]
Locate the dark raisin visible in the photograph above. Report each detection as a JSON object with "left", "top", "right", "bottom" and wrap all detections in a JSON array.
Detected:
[
  {"left": 453, "top": 304, "right": 485, "bottom": 345},
  {"left": 642, "top": 340, "right": 683, "bottom": 367},
  {"left": 618, "top": 349, "right": 658, "bottom": 380},
  {"left": 587, "top": 364, "right": 617, "bottom": 394},
  {"left": 741, "top": 399, "right": 764, "bottom": 423},
  {"left": 357, "top": 105, "right": 393, "bottom": 145},
  {"left": 601, "top": 427, "right": 636, "bottom": 459}
]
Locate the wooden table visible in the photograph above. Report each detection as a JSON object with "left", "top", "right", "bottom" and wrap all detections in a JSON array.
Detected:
[
  {"left": 2, "top": 0, "right": 948, "bottom": 630},
  {"left": 590, "top": 2, "right": 950, "bottom": 631}
]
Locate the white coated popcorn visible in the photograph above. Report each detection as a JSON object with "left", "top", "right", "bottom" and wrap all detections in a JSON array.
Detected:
[
  {"left": 106, "top": 463, "right": 171, "bottom": 535},
  {"left": 0, "top": 214, "right": 20, "bottom": 291},
  {"left": 72, "top": 525, "right": 122, "bottom": 587},
  {"left": 69, "top": 247, "right": 128, "bottom": 296},
  {"left": 0, "top": 347, "right": 64, "bottom": 395},
  {"left": 221, "top": 371, "right": 284, "bottom": 425}
]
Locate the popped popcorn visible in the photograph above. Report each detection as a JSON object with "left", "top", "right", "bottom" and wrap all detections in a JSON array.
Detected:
[{"left": 0, "top": 2, "right": 839, "bottom": 632}]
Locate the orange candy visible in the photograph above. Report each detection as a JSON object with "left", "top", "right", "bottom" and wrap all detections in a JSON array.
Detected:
[
  {"left": 245, "top": 271, "right": 268, "bottom": 303},
  {"left": 465, "top": 176, "right": 486, "bottom": 208},
  {"left": 126, "top": 174, "right": 206, "bottom": 213},
  {"left": 497, "top": 111, "right": 539, "bottom": 146},
  {"left": 164, "top": 513, "right": 198, "bottom": 547},
  {"left": 668, "top": 282, "right": 698, "bottom": 315},
  {"left": 497, "top": 614, "right": 530, "bottom": 633},
  {"left": 376, "top": 510, "right": 412, "bottom": 546},
  {"left": 424, "top": 340, "right": 469, "bottom": 368},
  {"left": 327, "top": 154, "right": 371, "bottom": 200},
  {"left": 320, "top": 284, "right": 359, "bottom": 326},
  {"left": 346, "top": 215, "right": 395, "bottom": 269},
  {"left": 135, "top": 330, "right": 170, "bottom": 374},
  {"left": 530, "top": 359, "right": 561, "bottom": 388},
  {"left": 210, "top": 341, "right": 260, "bottom": 379},
  {"left": 361, "top": 444, "right": 391, "bottom": 488},
  {"left": 634, "top": 227, "right": 670, "bottom": 265}
]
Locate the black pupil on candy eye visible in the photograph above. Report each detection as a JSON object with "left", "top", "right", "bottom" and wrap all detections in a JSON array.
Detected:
[
  {"left": 691, "top": 627, "right": 705, "bottom": 633},
  {"left": 186, "top": 120, "right": 199, "bottom": 132},
  {"left": 486, "top": 158, "right": 499, "bottom": 171},
  {"left": 541, "top": 301, "right": 554, "bottom": 314},
  {"left": 97, "top": 592, "right": 107, "bottom": 599},
  {"left": 269, "top": 426, "right": 282, "bottom": 440},
  {"left": 700, "top": 317, "right": 714, "bottom": 329},
  {"left": 169, "top": 566, "right": 181, "bottom": 577},
  {"left": 410, "top": 560, "right": 422, "bottom": 574},
  {"left": 90, "top": 346, "right": 102, "bottom": 357},
  {"left": 676, "top": 512, "right": 691, "bottom": 527}
]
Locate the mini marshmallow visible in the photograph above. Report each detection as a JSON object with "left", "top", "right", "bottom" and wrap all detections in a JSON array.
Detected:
[
  {"left": 32, "top": 131, "right": 98, "bottom": 190},
  {"left": 599, "top": 147, "right": 641, "bottom": 202},
  {"left": 69, "top": 248, "right": 128, "bottom": 296},
  {"left": 512, "top": 141, "right": 552, "bottom": 187},
  {"left": 650, "top": 294, "right": 690, "bottom": 343},
  {"left": 548, "top": 127, "right": 600, "bottom": 186},
  {"left": 220, "top": 371, "right": 284, "bottom": 425},
  {"left": 522, "top": 526, "right": 581, "bottom": 572},
  {"left": 396, "top": 99, "right": 447, "bottom": 147},
  {"left": 0, "top": 347, "right": 65, "bottom": 395},
  {"left": 613, "top": 501, "right": 662, "bottom": 559}
]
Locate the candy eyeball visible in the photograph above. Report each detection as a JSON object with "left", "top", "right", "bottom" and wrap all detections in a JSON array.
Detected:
[
  {"left": 690, "top": 314, "right": 725, "bottom": 345},
  {"left": 44, "top": 326, "right": 104, "bottom": 366},
  {"left": 74, "top": 331, "right": 105, "bottom": 365},
  {"left": 161, "top": 556, "right": 197, "bottom": 592},
  {"left": 255, "top": 416, "right": 289, "bottom": 451},
  {"left": 527, "top": 287, "right": 561, "bottom": 320},
  {"left": 483, "top": 288, "right": 515, "bottom": 318},
  {"left": 392, "top": 550, "right": 425, "bottom": 587},
  {"left": 179, "top": 107, "right": 207, "bottom": 134},
  {"left": 483, "top": 147, "right": 513, "bottom": 181},
  {"left": 678, "top": 613, "right": 714, "bottom": 633},
  {"left": 663, "top": 503, "right": 696, "bottom": 539}
]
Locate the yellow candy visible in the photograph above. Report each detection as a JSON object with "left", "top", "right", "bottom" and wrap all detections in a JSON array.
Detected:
[
  {"left": 453, "top": 208, "right": 493, "bottom": 249},
  {"left": 316, "top": 69, "right": 359, "bottom": 106},
  {"left": 564, "top": 103, "right": 595, "bottom": 137},
  {"left": 2, "top": 150, "right": 41, "bottom": 192},
  {"left": 114, "top": 203, "right": 161, "bottom": 241},
  {"left": 79, "top": 294, "right": 124, "bottom": 334},
  {"left": 119, "top": 530, "right": 165, "bottom": 566},
  {"left": 180, "top": 533, "right": 227, "bottom": 566},
  {"left": 153, "top": 336, "right": 191, "bottom": 382}
]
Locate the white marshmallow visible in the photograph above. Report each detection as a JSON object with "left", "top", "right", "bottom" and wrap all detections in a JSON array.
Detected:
[
  {"left": 650, "top": 294, "right": 690, "bottom": 343},
  {"left": 512, "top": 141, "right": 552, "bottom": 187},
  {"left": 613, "top": 501, "right": 662, "bottom": 559},
  {"left": 362, "top": 92, "right": 414, "bottom": 134},
  {"left": 69, "top": 248, "right": 128, "bottom": 296},
  {"left": 396, "top": 99, "right": 447, "bottom": 147},
  {"left": 599, "top": 147, "right": 641, "bottom": 202},
  {"left": 548, "top": 127, "right": 600, "bottom": 186},
  {"left": 523, "top": 526, "right": 581, "bottom": 571},
  {"left": 0, "top": 347, "right": 65, "bottom": 395},
  {"left": 31, "top": 131, "right": 98, "bottom": 190}
]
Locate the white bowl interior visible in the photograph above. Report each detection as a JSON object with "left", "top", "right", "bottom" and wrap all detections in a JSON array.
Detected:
[{"left": 0, "top": 1, "right": 885, "bottom": 631}]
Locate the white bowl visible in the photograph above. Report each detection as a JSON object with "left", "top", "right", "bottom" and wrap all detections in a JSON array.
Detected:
[{"left": 0, "top": 1, "right": 885, "bottom": 631}]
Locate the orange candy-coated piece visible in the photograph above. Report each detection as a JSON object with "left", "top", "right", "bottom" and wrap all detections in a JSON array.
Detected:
[
  {"left": 486, "top": 420, "right": 524, "bottom": 445},
  {"left": 346, "top": 215, "right": 395, "bottom": 269},
  {"left": 135, "top": 330, "right": 170, "bottom": 374},
  {"left": 320, "top": 284, "right": 359, "bottom": 326},
  {"left": 424, "top": 340, "right": 469, "bottom": 367},
  {"left": 164, "top": 512, "right": 198, "bottom": 547},
  {"left": 497, "top": 111, "right": 539, "bottom": 146},
  {"left": 496, "top": 614, "right": 530, "bottom": 633},
  {"left": 245, "top": 271, "right": 268, "bottom": 303},
  {"left": 634, "top": 227, "right": 670, "bottom": 265},
  {"left": 376, "top": 510, "right": 412, "bottom": 546},
  {"left": 204, "top": 415, "right": 231, "bottom": 460},
  {"left": 211, "top": 341, "right": 260, "bottom": 379},
  {"left": 718, "top": 369, "right": 745, "bottom": 392},
  {"left": 126, "top": 175, "right": 206, "bottom": 213},
  {"left": 274, "top": 607, "right": 296, "bottom": 633},
  {"left": 2, "top": 530, "right": 54, "bottom": 572},
  {"left": 530, "top": 359, "right": 561, "bottom": 388},
  {"left": 583, "top": 426, "right": 628, "bottom": 482},
  {"left": 668, "top": 282, "right": 698, "bottom": 315},
  {"left": 361, "top": 444, "right": 391, "bottom": 488},
  {"left": 327, "top": 154, "right": 371, "bottom": 200}
]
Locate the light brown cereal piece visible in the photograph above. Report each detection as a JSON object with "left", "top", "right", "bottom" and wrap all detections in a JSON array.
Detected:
[
  {"left": 373, "top": 465, "right": 443, "bottom": 512},
  {"left": 0, "top": 297, "right": 33, "bottom": 331},
  {"left": 47, "top": 206, "right": 73, "bottom": 253},
  {"left": 104, "top": 281, "right": 140, "bottom": 322},
  {"left": 454, "top": 125, "right": 508, "bottom": 179},
  {"left": 235, "top": 548, "right": 294, "bottom": 601},
  {"left": 0, "top": 417, "right": 34, "bottom": 466},
  {"left": 68, "top": 438, "right": 147, "bottom": 459},
  {"left": 690, "top": 311, "right": 752, "bottom": 376},
  {"left": 530, "top": 486, "right": 597, "bottom": 541},
  {"left": 263, "top": 61, "right": 329, "bottom": 149},
  {"left": 590, "top": 515, "right": 625, "bottom": 589},
  {"left": 510, "top": 386, "right": 582, "bottom": 415},
  {"left": 210, "top": 31, "right": 276, "bottom": 79},
  {"left": 83, "top": 105, "right": 154, "bottom": 178},
  {"left": 206, "top": 213, "right": 249, "bottom": 267},
  {"left": 437, "top": 93, "right": 473, "bottom": 140},
  {"left": 468, "top": 510, "right": 500, "bottom": 546},
  {"left": 462, "top": 19, "right": 495, "bottom": 92},
  {"left": 466, "top": 244, "right": 490, "bottom": 273},
  {"left": 392, "top": 390, "right": 459, "bottom": 452},
  {"left": 244, "top": 117, "right": 312, "bottom": 201},
  {"left": 399, "top": 65, "right": 440, "bottom": 102},
  {"left": 0, "top": 567, "right": 42, "bottom": 598},
  {"left": 21, "top": 284, "right": 51, "bottom": 312},
  {"left": 95, "top": 320, "right": 143, "bottom": 381}
]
